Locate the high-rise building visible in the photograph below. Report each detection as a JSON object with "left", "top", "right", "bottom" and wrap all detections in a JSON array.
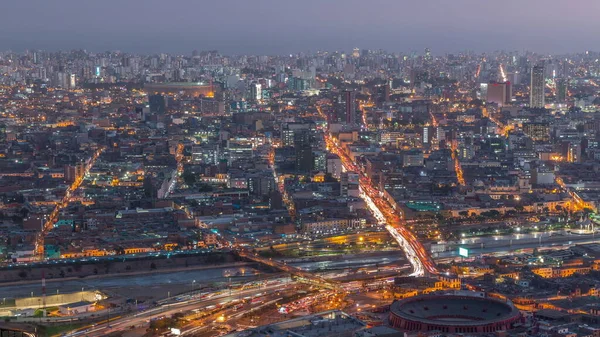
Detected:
[
  {"left": 340, "top": 172, "right": 359, "bottom": 197},
  {"left": 332, "top": 91, "right": 356, "bottom": 125},
  {"left": 480, "top": 83, "right": 488, "bottom": 100},
  {"left": 556, "top": 78, "right": 568, "bottom": 103},
  {"left": 561, "top": 61, "right": 572, "bottom": 78},
  {"left": 422, "top": 125, "right": 431, "bottom": 144},
  {"left": 313, "top": 151, "right": 327, "bottom": 172},
  {"left": 507, "top": 72, "right": 520, "bottom": 85},
  {"left": 0, "top": 124, "right": 6, "bottom": 144},
  {"left": 486, "top": 81, "right": 512, "bottom": 106},
  {"left": 384, "top": 79, "right": 392, "bottom": 101},
  {"left": 68, "top": 74, "right": 76, "bottom": 89},
  {"left": 64, "top": 163, "right": 85, "bottom": 184},
  {"left": 294, "top": 130, "right": 313, "bottom": 173},
  {"left": 402, "top": 150, "right": 424, "bottom": 167},
  {"left": 340, "top": 90, "right": 356, "bottom": 125},
  {"left": 282, "top": 128, "right": 295, "bottom": 147},
  {"left": 518, "top": 56, "right": 530, "bottom": 75},
  {"left": 281, "top": 123, "right": 311, "bottom": 147},
  {"left": 436, "top": 127, "right": 446, "bottom": 141},
  {"left": 191, "top": 144, "right": 220, "bottom": 165},
  {"left": 458, "top": 145, "right": 475, "bottom": 160},
  {"left": 504, "top": 81, "right": 512, "bottom": 104},
  {"left": 566, "top": 142, "right": 582, "bottom": 163},
  {"left": 227, "top": 141, "right": 254, "bottom": 163},
  {"left": 410, "top": 69, "right": 429, "bottom": 89},
  {"left": 250, "top": 82, "right": 262, "bottom": 102},
  {"left": 247, "top": 173, "right": 274, "bottom": 197},
  {"left": 326, "top": 154, "right": 342, "bottom": 179},
  {"left": 530, "top": 63, "right": 545, "bottom": 108},
  {"left": 287, "top": 77, "right": 310, "bottom": 91},
  {"left": 149, "top": 94, "right": 166, "bottom": 114},
  {"left": 55, "top": 72, "right": 69, "bottom": 89}
]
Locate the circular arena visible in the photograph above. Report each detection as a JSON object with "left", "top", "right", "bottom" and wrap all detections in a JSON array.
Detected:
[{"left": 389, "top": 292, "right": 522, "bottom": 334}]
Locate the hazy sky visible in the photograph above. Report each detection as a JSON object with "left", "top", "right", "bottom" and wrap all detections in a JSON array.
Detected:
[{"left": 1, "top": 0, "right": 599, "bottom": 55}]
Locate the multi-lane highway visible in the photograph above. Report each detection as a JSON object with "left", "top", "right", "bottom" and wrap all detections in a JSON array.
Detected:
[
  {"left": 317, "top": 104, "right": 437, "bottom": 276},
  {"left": 67, "top": 282, "right": 291, "bottom": 337}
]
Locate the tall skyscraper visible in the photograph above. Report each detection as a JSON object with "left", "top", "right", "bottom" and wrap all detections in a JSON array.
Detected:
[
  {"left": 556, "top": 78, "right": 568, "bottom": 103},
  {"left": 250, "top": 82, "right": 262, "bottom": 102},
  {"left": 480, "top": 83, "right": 488, "bottom": 99},
  {"left": 342, "top": 90, "right": 356, "bottom": 125},
  {"left": 530, "top": 63, "right": 545, "bottom": 108},
  {"left": 68, "top": 74, "right": 76, "bottom": 89},
  {"left": 55, "top": 72, "right": 69, "bottom": 89},
  {"left": 422, "top": 125, "right": 431, "bottom": 144},
  {"left": 486, "top": 81, "right": 512, "bottom": 106},
  {"left": 504, "top": 81, "right": 512, "bottom": 104},
  {"left": 294, "top": 130, "right": 313, "bottom": 173}
]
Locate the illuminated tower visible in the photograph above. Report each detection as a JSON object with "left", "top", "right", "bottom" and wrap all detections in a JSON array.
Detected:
[{"left": 250, "top": 82, "right": 262, "bottom": 102}]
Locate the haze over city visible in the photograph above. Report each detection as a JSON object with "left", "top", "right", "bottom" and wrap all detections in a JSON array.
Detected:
[
  {"left": 4, "top": 1, "right": 600, "bottom": 337},
  {"left": 2, "top": 0, "right": 600, "bottom": 54}
]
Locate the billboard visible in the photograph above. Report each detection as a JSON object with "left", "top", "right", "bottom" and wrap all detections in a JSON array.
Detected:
[{"left": 459, "top": 247, "right": 469, "bottom": 258}]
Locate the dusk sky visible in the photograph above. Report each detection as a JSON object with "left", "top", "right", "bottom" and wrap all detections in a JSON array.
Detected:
[{"left": 1, "top": 0, "right": 599, "bottom": 55}]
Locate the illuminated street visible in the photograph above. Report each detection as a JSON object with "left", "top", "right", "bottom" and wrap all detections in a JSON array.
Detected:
[
  {"left": 2, "top": 5, "right": 600, "bottom": 336},
  {"left": 317, "top": 104, "right": 437, "bottom": 277}
]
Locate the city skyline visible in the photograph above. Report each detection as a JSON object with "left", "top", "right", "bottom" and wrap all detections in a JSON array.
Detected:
[
  {"left": 2, "top": 0, "right": 600, "bottom": 54},
  {"left": 3, "top": 2, "right": 600, "bottom": 336}
]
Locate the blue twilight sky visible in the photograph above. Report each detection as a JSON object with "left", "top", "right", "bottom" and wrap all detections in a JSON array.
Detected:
[{"left": 0, "top": 0, "right": 598, "bottom": 55}]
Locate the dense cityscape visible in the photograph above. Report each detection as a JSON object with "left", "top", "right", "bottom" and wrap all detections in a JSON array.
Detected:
[{"left": 1, "top": 44, "right": 600, "bottom": 337}]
